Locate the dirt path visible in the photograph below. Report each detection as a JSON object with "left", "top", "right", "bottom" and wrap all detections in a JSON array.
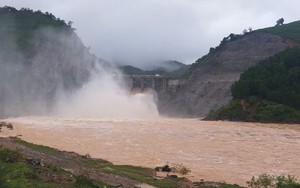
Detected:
[{"left": 1, "top": 116, "right": 300, "bottom": 185}]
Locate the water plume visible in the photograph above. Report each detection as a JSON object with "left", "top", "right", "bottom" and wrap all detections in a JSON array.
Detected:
[{"left": 54, "top": 67, "right": 160, "bottom": 119}]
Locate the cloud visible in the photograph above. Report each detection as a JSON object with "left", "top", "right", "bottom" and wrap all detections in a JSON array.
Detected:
[{"left": 1, "top": 0, "right": 300, "bottom": 67}]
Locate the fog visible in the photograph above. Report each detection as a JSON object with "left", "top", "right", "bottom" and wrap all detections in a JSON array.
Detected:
[
  {"left": 0, "top": 22, "right": 159, "bottom": 119},
  {"left": 55, "top": 68, "right": 159, "bottom": 119}
]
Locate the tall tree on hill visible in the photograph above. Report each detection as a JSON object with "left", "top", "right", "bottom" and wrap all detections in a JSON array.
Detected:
[{"left": 276, "top": 18, "right": 284, "bottom": 26}]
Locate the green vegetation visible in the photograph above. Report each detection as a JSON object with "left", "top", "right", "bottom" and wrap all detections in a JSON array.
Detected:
[
  {"left": 262, "top": 20, "right": 300, "bottom": 42},
  {"left": 0, "top": 147, "right": 62, "bottom": 188},
  {"left": 120, "top": 65, "right": 145, "bottom": 75},
  {"left": 0, "top": 122, "right": 13, "bottom": 132},
  {"left": 120, "top": 61, "right": 190, "bottom": 78},
  {"left": 207, "top": 47, "right": 300, "bottom": 123},
  {"left": 104, "top": 164, "right": 180, "bottom": 187},
  {"left": 74, "top": 175, "right": 114, "bottom": 188},
  {"left": 0, "top": 6, "right": 94, "bottom": 118},
  {"left": 0, "top": 144, "right": 113, "bottom": 188},
  {"left": 247, "top": 174, "right": 300, "bottom": 188},
  {"left": 188, "top": 20, "right": 300, "bottom": 77},
  {"left": 80, "top": 156, "right": 113, "bottom": 168},
  {"left": 3, "top": 138, "right": 300, "bottom": 188},
  {"left": 4, "top": 138, "right": 183, "bottom": 187},
  {"left": 0, "top": 6, "right": 74, "bottom": 53},
  {"left": 171, "top": 163, "right": 191, "bottom": 175},
  {"left": 14, "top": 138, "right": 60, "bottom": 156},
  {"left": 206, "top": 99, "right": 247, "bottom": 121}
]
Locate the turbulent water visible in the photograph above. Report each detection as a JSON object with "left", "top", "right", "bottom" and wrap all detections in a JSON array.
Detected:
[{"left": 2, "top": 116, "right": 300, "bottom": 185}]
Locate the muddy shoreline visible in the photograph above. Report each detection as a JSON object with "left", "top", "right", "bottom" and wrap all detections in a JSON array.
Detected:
[{"left": 1, "top": 116, "right": 300, "bottom": 185}]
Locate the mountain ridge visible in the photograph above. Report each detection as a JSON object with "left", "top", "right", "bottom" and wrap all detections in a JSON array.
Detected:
[
  {"left": 0, "top": 6, "right": 102, "bottom": 117},
  {"left": 157, "top": 23, "right": 300, "bottom": 117},
  {"left": 120, "top": 60, "right": 190, "bottom": 78}
]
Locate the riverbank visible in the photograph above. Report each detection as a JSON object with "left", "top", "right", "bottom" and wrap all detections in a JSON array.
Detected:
[{"left": 1, "top": 116, "right": 300, "bottom": 186}]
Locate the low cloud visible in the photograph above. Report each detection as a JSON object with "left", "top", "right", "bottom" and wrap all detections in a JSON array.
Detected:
[{"left": 1, "top": 0, "right": 300, "bottom": 66}]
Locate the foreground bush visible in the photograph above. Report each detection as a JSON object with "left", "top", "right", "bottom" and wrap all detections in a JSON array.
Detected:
[{"left": 247, "top": 174, "right": 300, "bottom": 188}]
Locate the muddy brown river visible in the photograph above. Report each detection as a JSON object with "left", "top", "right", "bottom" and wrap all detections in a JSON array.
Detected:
[{"left": 1, "top": 116, "right": 300, "bottom": 185}]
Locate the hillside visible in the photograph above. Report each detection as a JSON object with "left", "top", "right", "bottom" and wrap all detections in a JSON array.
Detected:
[
  {"left": 262, "top": 20, "right": 300, "bottom": 43},
  {"left": 206, "top": 47, "right": 300, "bottom": 123},
  {"left": 158, "top": 21, "right": 300, "bottom": 117},
  {"left": 0, "top": 6, "right": 99, "bottom": 117},
  {"left": 120, "top": 60, "right": 190, "bottom": 78}
]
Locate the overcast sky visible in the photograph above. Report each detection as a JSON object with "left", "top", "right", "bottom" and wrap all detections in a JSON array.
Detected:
[{"left": 1, "top": 1, "right": 299, "bottom": 67}]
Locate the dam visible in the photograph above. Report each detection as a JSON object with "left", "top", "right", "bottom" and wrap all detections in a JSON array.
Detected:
[{"left": 123, "top": 75, "right": 186, "bottom": 93}]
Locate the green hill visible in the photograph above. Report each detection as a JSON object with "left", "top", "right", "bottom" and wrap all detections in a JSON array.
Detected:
[
  {"left": 0, "top": 6, "right": 74, "bottom": 53},
  {"left": 206, "top": 47, "right": 300, "bottom": 123},
  {"left": 119, "top": 65, "right": 145, "bottom": 75},
  {"left": 0, "top": 6, "right": 97, "bottom": 117},
  {"left": 120, "top": 60, "right": 190, "bottom": 78},
  {"left": 158, "top": 20, "right": 299, "bottom": 117}
]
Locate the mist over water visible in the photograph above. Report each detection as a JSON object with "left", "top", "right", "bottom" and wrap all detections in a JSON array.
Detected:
[
  {"left": 54, "top": 68, "right": 160, "bottom": 119},
  {"left": 0, "top": 24, "right": 159, "bottom": 119}
]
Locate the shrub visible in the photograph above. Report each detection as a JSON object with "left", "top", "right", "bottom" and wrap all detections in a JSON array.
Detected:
[
  {"left": 171, "top": 163, "right": 191, "bottom": 175},
  {"left": 75, "top": 174, "right": 96, "bottom": 187},
  {"left": 247, "top": 174, "right": 300, "bottom": 188},
  {"left": 205, "top": 100, "right": 247, "bottom": 121},
  {"left": 0, "top": 122, "right": 13, "bottom": 132}
]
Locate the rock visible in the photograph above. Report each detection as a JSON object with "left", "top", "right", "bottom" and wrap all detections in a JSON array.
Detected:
[
  {"left": 168, "top": 174, "right": 178, "bottom": 178},
  {"left": 26, "top": 158, "right": 44, "bottom": 166},
  {"left": 161, "top": 165, "right": 171, "bottom": 172}
]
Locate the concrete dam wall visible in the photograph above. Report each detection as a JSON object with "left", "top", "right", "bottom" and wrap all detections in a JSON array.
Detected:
[{"left": 124, "top": 75, "right": 185, "bottom": 93}]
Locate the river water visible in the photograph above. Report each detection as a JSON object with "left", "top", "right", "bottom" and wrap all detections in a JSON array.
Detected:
[{"left": 1, "top": 116, "right": 300, "bottom": 185}]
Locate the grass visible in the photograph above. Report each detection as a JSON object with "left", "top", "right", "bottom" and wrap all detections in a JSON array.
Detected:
[
  {"left": 74, "top": 174, "right": 114, "bottom": 188},
  {"left": 104, "top": 165, "right": 180, "bottom": 188},
  {"left": 80, "top": 157, "right": 113, "bottom": 169},
  {"left": 10, "top": 138, "right": 180, "bottom": 187},
  {"left": 0, "top": 147, "right": 60, "bottom": 188},
  {"left": 13, "top": 138, "right": 60, "bottom": 156},
  {"left": 79, "top": 153, "right": 182, "bottom": 187},
  {"left": 0, "top": 145, "right": 112, "bottom": 188}
]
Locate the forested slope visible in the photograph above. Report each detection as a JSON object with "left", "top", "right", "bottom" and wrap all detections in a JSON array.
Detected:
[
  {"left": 0, "top": 6, "right": 98, "bottom": 117},
  {"left": 206, "top": 47, "right": 300, "bottom": 123}
]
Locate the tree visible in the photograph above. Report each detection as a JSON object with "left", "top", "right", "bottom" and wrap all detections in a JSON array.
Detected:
[
  {"left": 276, "top": 18, "right": 284, "bottom": 26},
  {"left": 68, "top": 21, "right": 73, "bottom": 27}
]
